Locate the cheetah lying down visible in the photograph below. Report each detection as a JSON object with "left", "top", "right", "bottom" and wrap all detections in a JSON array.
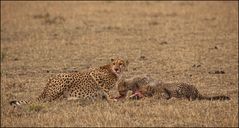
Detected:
[
  {"left": 116, "top": 75, "right": 230, "bottom": 101},
  {"left": 10, "top": 58, "right": 128, "bottom": 107}
]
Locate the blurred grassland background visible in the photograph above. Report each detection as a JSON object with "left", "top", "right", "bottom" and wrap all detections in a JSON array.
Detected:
[{"left": 1, "top": 1, "right": 238, "bottom": 127}]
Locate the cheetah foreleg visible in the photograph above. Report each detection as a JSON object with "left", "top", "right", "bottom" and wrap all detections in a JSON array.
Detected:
[
  {"left": 67, "top": 97, "right": 80, "bottom": 101},
  {"left": 103, "top": 90, "right": 118, "bottom": 102}
]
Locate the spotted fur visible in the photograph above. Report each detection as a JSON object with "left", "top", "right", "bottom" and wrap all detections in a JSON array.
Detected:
[
  {"left": 116, "top": 75, "right": 230, "bottom": 101},
  {"left": 10, "top": 58, "right": 128, "bottom": 107}
]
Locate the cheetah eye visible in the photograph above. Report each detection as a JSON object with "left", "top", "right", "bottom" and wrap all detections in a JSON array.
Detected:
[{"left": 119, "top": 63, "right": 123, "bottom": 66}]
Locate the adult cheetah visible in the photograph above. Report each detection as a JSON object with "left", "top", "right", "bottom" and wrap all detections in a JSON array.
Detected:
[
  {"left": 10, "top": 58, "right": 129, "bottom": 107},
  {"left": 116, "top": 75, "right": 230, "bottom": 101}
]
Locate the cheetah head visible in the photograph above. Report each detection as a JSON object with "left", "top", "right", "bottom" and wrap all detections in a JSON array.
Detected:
[
  {"left": 116, "top": 75, "right": 152, "bottom": 99},
  {"left": 117, "top": 81, "right": 128, "bottom": 98},
  {"left": 110, "top": 58, "right": 129, "bottom": 76}
]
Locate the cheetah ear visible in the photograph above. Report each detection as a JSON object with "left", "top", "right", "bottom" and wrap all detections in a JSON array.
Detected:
[{"left": 111, "top": 58, "right": 115, "bottom": 62}]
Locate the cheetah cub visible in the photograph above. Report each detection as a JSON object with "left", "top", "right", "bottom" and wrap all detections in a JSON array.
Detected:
[
  {"left": 116, "top": 75, "right": 230, "bottom": 101},
  {"left": 10, "top": 58, "right": 129, "bottom": 107}
]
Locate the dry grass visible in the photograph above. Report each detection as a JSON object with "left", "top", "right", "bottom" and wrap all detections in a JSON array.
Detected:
[{"left": 1, "top": 1, "right": 238, "bottom": 127}]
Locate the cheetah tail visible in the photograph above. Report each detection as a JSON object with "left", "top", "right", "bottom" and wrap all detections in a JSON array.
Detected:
[
  {"left": 198, "top": 95, "right": 230, "bottom": 101},
  {"left": 9, "top": 100, "right": 32, "bottom": 107}
]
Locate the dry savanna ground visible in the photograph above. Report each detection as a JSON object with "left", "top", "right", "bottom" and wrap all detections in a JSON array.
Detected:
[{"left": 1, "top": 1, "right": 238, "bottom": 127}]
